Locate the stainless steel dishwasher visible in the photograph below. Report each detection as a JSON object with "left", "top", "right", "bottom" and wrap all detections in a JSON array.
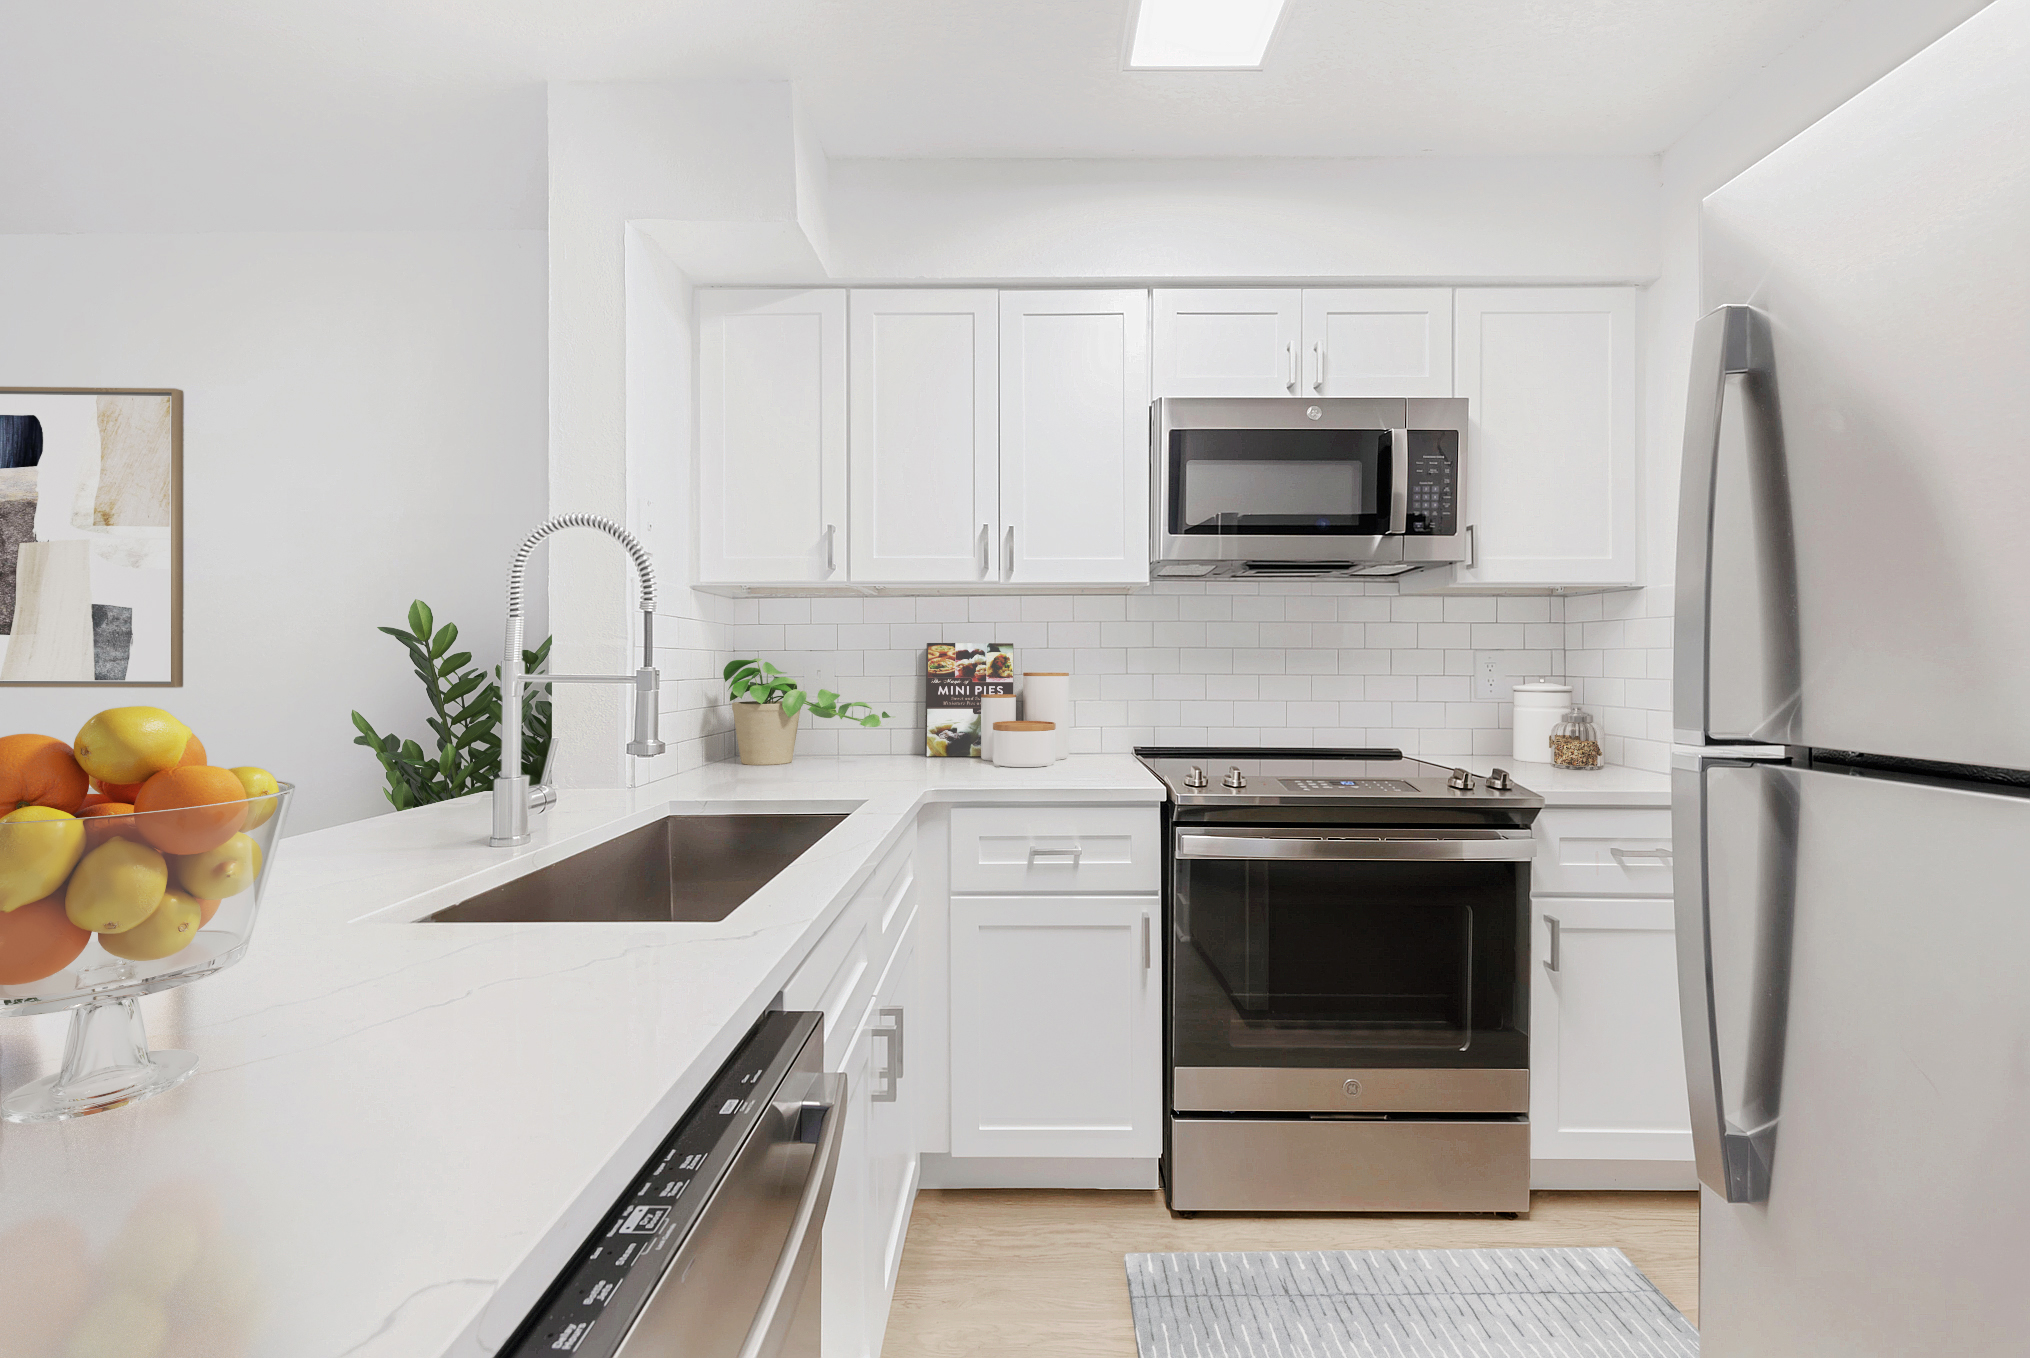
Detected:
[{"left": 503, "top": 1010, "right": 844, "bottom": 1357}]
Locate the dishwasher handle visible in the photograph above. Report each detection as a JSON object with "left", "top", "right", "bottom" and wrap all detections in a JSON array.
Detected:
[{"left": 737, "top": 1071, "right": 848, "bottom": 1358}]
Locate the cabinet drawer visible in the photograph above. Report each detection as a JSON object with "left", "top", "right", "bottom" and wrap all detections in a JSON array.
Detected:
[
  {"left": 949, "top": 806, "right": 1160, "bottom": 894},
  {"left": 1532, "top": 807, "right": 1674, "bottom": 897}
]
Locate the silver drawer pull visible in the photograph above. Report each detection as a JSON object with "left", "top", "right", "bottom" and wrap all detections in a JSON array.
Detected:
[
  {"left": 1610, "top": 846, "right": 1675, "bottom": 866},
  {"left": 1027, "top": 846, "right": 1083, "bottom": 864},
  {"left": 1543, "top": 915, "right": 1562, "bottom": 973}
]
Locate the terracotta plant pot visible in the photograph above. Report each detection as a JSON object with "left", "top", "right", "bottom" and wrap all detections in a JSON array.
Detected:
[{"left": 733, "top": 701, "right": 800, "bottom": 765}]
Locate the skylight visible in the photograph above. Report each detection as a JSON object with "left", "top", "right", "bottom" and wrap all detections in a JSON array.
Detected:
[{"left": 1126, "top": 0, "right": 1290, "bottom": 70}]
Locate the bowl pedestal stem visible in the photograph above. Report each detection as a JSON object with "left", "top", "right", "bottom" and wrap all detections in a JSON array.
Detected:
[{"left": 2, "top": 995, "right": 197, "bottom": 1123}]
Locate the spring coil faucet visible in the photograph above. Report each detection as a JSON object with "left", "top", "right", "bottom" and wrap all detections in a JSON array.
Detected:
[{"left": 492, "top": 514, "right": 665, "bottom": 847}]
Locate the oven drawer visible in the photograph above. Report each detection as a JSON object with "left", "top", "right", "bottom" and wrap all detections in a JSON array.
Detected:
[
  {"left": 1531, "top": 807, "right": 1675, "bottom": 897},
  {"left": 1173, "top": 1067, "right": 1527, "bottom": 1114},
  {"left": 950, "top": 806, "right": 1160, "bottom": 894},
  {"left": 1167, "top": 1115, "right": 1529, "bottom": 1213}
]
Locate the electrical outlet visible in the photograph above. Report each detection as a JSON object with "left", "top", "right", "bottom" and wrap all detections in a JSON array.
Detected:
[{"left": 1474, "top": 652, "right": 1502, "bottom": 701}]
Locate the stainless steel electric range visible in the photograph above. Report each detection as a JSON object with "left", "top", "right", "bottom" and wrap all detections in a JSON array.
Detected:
[{"left": 1137, "top": 747, "right": 1543, "bottom": 1214}]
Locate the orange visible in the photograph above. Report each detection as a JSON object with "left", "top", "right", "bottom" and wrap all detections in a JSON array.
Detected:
[
  {"left": 197, "top": 897, "right": 221, "bottom": 926},
  {"left": 0, "top": 734, "right": 89, "bottom": 813},
  {"left": 134, "top": 767, "right": 248, "bottom": 855},
  {"left": 80, "top": 802, "right": 140, "bottom": 850},
  {"left": 0, "top": 894, "right": 91, "bottom": 985}
]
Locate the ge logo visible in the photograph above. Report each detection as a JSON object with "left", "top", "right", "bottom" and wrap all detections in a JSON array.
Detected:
[{"left": 1343, "top": 1078, "right": 1362, "bottom": 1098}]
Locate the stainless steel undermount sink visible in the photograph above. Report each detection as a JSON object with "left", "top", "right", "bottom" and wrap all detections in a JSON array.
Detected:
[{"left": 427, "top": 813, "right": 849, "bottom": 924}]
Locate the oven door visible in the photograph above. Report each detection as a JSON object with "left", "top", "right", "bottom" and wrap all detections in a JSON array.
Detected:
[
  {"left": 1169, "top": 827, "right": 1531, "bottom": 1114},
  {"left": 1154, "top": 397, "right": 1407, "bottom": 564}
]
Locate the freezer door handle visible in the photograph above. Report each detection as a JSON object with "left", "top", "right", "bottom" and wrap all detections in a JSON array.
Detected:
[
  {"left": 1674, "top": 305, "right": 1756, "bottom": 743},
  {"left": 1676, "top": 758, "right": 1793, "bottom": 1204}
]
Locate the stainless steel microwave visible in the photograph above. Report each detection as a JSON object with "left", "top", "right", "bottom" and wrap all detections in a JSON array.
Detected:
[{"left": 1151, "top": 397, "right": 1468, "bottom": 580}]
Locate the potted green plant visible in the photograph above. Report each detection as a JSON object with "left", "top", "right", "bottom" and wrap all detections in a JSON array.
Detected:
[{"left": 724, "top": 659, "right": 891, "bottom": 765}]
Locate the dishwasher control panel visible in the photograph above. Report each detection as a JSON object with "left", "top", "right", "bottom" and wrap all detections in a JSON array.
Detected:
[{"left": 501, "top": 1010, "right": 812, "bottom": 1358}]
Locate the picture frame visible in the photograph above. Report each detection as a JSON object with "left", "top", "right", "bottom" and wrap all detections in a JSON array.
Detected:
[{"left": 0, "top": 387, "right": 182, "bottom": 685}]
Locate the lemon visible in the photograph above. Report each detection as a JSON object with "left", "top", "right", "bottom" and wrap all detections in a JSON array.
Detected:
[
  {"left": 0, "top": 806, "right": 86, "bottom": 912},
  {"left": 172, "top": 834, "right": 261, "bottom": 900},
  {"left": 98, "top": 890, "right": 203, "bottom": 962},
  {"left": 72, "top": 707, "right": 192, "bottom": 786},
  {"left": 63, "top": 838, "right": 168, "bottom": 934},
  {"left": 229, "top": 766, "right": 280, "bottom": 830}
]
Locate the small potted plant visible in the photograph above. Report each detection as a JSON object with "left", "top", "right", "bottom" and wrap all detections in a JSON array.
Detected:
[{"left": 724, "top": 659, "right": 890, "bottom": 765}]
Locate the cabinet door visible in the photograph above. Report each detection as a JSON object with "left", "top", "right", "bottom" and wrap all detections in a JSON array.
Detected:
[
  {"left": 822, "top": 1003, "right": 874, "bottom": 1358},
  {"left": 1152, "top": 288, "right": 1302, "bottom": 397},
  {"left": 999, "top": 290, "right": 1151, "bottom": 584},
  {"left": 849, "top": 289, "right": 999, "bottom": 583},
  {"left": 1301, "top": 288, "right": 1453, "bottom": 397},
  {"left": 863, "top": 921, "right": 920, "bottom": 1353},
  {"left": 699, "top": 289, "right": 847, "bottom": 582},
  {"left": 1452, "top": 287, "right": 1638, "bottom": 587},
  {"left": 949, "top": 894, "right": 1162, "bottom": 1158},
  {"left": 1530, "top": 898, "right": 1694, "bottom": 1162}
]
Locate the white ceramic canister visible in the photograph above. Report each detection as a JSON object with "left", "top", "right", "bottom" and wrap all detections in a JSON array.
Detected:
[
  {"left": 1511, "top": 679, "right": 1574, "bottom": 764},
  {"left": 991, "top": 721, "right": 1056, "bottom": 768},
  {"left": 1022, "top": 672, "right": 1071, "bottom": 760},
  {"left": 978, "top": 694, "right": 1018, "bottom": 761}
]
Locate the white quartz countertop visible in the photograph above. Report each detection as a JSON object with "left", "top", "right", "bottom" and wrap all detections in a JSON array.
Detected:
[
  {"left": 0, "top": 754, "right": 1161, "bottom": 1358},
  {"left": 1455, "top": 756, "right": 1672, "bottom": 808}
]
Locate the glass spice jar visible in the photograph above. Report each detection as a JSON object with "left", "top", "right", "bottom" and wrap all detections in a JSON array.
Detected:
[{"left": 1550, "top": 706, "right": 1604, "bottom": 770}]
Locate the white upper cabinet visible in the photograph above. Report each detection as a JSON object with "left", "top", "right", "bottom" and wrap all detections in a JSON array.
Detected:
[
  {"left": 1152, "top": 289, "right": 1303, "bottom": 397},
  {"left": 1450, "top": 287, "right": 1639, "bottom": 588},
  {"left": 849, "top": 290, "right": 999, "bottom": 583},
  {"left": 1301, "top": 288, "right": 1454, "bottom": 398},
  {"left": 698, "top": 289, "right": 847, "bottom": 583},
  {"left": 998, "top": 290, "right": 1151, "bottom": 585}
]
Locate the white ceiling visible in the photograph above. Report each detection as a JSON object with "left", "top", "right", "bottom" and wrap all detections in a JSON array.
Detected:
[{"left": 2, "top": 0, "right": 1853, "bottom": 231}]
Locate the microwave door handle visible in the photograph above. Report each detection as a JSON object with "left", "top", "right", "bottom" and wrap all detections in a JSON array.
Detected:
[{"left": 1388, "top": 429, "right": 1409, "bottom": 536}]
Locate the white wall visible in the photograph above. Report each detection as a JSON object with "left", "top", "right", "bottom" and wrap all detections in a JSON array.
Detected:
[
  {"left": 0, "top": 231, "right": 548, "bottom": 832},
  {"left": 824, "top": 157, "right": 1662, "bottom": 283}
]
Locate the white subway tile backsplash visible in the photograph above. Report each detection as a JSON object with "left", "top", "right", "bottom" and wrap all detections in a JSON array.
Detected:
[{"left": 685, "top": 581, "right": 1664, "bottom": 776}]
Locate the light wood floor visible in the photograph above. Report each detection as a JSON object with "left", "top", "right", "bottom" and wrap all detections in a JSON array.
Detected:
[{"left": 883, "top": 1189, "right": 1698, "bottom": 1357}]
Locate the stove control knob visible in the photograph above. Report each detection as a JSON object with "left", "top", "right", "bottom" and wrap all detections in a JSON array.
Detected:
[
  {"left": 1223, "top": 766, "right": 1247, "bottom": 790},
  {"left": 1447, "top": 767, "right": 1476, "bottom": 792},
  {"left": 1184, "top": 765, "right": 1208, "bottom": 789},
  {"left": 1486, "top": 767, "right": 1513, "bottom": 792}
]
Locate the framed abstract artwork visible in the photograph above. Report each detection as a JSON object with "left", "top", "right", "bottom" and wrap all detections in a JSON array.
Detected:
[{"left": 0, "top": 388, "right": 181, "bottom": 685}]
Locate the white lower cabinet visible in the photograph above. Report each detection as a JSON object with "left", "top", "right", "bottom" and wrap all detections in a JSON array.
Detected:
[
  {"left": 947, "top": 893, "right": 1162, "bottom": 1158},
  {"left": 1530, "top": 898, "right": 1693, "bottom": 1162},
  {"left": 862, "top": 924, "right": 919, "bottom": 1345}
]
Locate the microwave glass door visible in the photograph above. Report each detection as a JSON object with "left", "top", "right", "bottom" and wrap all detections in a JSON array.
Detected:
[
  {"left": 1167, "top": 429, "right": 1392, "bottom": 536},
  {"left": 1170, "top": 849, "right": 1527, "bottom": 1071}
]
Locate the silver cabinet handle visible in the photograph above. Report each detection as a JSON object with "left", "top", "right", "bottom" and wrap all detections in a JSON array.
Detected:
[
  {"left": 977, "top": 523, "right": 989, "bottom": 579},
  {"left": 872, "top": 1006, "right": 905, "bottom": 1102},
  {"left": 1027, "top": 845, "right": 1082, "bottom": 864},
  {"left": 1141, "top": 911, "right": 1152, "bottom": 970},
  {"left": 1284, "top": 340, "right": 1297, "bottom": 393},
  {"left": 1464, "top": 523, "right": 1478, "bottom": 570},
  {"left": 1542, "top": 915, "right": 1561, "bottom": 974},
  {"left": 732, "top": 1071, "right": 847, "bottom": 1358},
  {"left": 1310, "top": 340, "right": 1324, "bottom": 393},
  {"left": 824, "top": 524, "right": 836, "bottom": 576},
  {"left": 1610, "top": 846, "right": 1675, "bottom": 865},
  {"left": 1003, "top": 525, "right": 1014, "bottom": 582}
]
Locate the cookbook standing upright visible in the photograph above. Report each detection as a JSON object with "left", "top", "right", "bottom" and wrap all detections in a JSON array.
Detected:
[{"left": 925, "top": 643, "right": 1014, "bottom": 756}]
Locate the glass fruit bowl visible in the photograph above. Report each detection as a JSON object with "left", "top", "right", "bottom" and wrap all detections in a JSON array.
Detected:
[{"left": 0, "top": 782, "right": 293, "bottom": 1122}]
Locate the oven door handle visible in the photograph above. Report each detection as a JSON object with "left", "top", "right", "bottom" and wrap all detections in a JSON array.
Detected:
[{"left": 1175, "top": 833, "right": 1536, "bottom": 862}]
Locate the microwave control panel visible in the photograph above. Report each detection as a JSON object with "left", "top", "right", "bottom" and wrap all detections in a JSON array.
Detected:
[{"left": 1401, "top": 430, "right": 1459, "bottom": 536}]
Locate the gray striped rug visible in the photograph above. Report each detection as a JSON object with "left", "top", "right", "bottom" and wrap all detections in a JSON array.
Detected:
[{"left": 1126, "top": 1247, "right": 1698, "bottom": 1357}]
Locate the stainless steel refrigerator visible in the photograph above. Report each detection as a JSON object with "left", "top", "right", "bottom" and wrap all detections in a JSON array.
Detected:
[{"left": 1674, "top": 2, "right": 2030, "bottom": 1352}]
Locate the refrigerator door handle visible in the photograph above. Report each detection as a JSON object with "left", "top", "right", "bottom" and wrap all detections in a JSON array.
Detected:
[
  {"left": 1676, "top": 756, "right": 1793, "bottom": 1204},
  {"left": 1673, "top": 304, "right": 1760, "bottom": 745}
]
